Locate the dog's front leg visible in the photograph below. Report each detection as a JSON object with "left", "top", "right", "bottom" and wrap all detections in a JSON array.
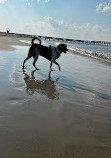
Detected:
[{"left": 54, "top": 61, "right": 61, "bottom": 71}]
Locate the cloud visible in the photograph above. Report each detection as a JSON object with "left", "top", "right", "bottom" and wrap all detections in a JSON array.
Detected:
[
  {"left": 42, "top": 16, "right": 109, "bottom": 41},
  {"left": 96, "top": 2, "right": 111, "bottom": 13},
  {"left": 102, "top": 2, "right": 111, "bottom": 12},
  {"left": 26, "top": 2, "right": 30, "bottom": 6},
  {"left": 43, "top": 16, "right": 64, "bottom": 28},
  {"left": 0, "top": 0, "right": 7, "bottom": 3},
  {"left": 1, "top": 16, "right": 111, "bottom": 41},
  {"left": 37, "top": 0, "right": 50, "bottom": 3},
  {"left": 45, "top": 0, "right": 50, "bottom": 2},
  {"left": 25, "top": 0, "right": 33, "bottom": 5},
  {"left": 43, "top": 16, "right": 52, "bottom": 21},
  {"left": 65, "top": 23, "right": 111, "bottom": 41},
  {"left": 21, "top": 17, "right": 111, "bottom": 41},
  {"left": 10, "top": 19, "right": 57, "bottom": 37},
  {"left": 25, "top": 0, "right": 50, "bottom": 5}
]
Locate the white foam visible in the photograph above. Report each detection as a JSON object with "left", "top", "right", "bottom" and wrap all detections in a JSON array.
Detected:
[{"left": 68, "top": 46, "right": 111, "bottom": 63}]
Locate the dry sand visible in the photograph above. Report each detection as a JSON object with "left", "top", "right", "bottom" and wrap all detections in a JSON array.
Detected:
[
  {"left": 0, "top": 36, "right": 111, "bottom": 158},
  {"left": 0, "top": 36, "right": 30, "bottom": 51}
]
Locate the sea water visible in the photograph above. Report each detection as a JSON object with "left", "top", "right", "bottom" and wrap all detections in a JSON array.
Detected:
[
  {"left": 54, "top": 40, "right": 111, "bottom": 63},
  {"left": 65, "top": 42, "right": 111, "bottom": 55}
]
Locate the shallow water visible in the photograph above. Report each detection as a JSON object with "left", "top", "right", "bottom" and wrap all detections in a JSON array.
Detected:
[{"left": 0, "top": 42, "right": 111, "bottom": 158}]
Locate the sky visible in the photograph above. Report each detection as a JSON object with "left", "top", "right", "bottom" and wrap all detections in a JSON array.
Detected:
[{"left": 0, "top": 0, "right": 111, "bottom": 41}]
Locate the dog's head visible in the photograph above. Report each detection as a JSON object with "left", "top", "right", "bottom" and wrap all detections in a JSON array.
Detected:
[{"left": 57, "top": 44, "right": 68, "bottom": 54}]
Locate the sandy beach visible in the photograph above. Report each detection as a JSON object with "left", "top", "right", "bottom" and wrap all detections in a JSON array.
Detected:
[
  {"left": 0, "top": 36, "right": 30, "bottom": 51},
  {"left": 0, "top": 36, "right": 111, "bottom": 158}
]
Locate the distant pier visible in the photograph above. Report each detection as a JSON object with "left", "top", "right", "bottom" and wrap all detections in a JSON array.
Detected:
[
  {"left": 0, "top": 31, "right": 111, "bottom": 46},
  {"left": 38, "top": 35, "right": 111, "bottom": 46},
  {"left": 41, "top": 36, "right": 111, "bottom": 46}
]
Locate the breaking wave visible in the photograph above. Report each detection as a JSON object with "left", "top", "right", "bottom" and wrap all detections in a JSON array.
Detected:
[
  {"left": 55, "top": 42, "right": 111, "bottom": 63},
  {"left": 68, "top": 46, "right": 111, "bottom": 63}
]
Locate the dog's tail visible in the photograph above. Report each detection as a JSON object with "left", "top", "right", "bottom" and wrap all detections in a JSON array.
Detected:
[{"left": 31, "top": 36, "right": 41, "bottom": 45}]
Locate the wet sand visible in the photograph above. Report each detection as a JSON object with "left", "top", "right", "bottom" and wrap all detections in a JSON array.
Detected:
[{"left": 0, "top": 36, "right": 111, "bottom": 158}]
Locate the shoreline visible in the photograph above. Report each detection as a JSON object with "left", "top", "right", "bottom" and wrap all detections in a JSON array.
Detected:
[{"left": 0, "top": 35, "right": 111, "bottom": 67}]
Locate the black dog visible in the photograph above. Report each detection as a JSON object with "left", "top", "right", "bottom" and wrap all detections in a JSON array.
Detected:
[{"left": 23, "top": 37, "right": 68, "bottom": 71}]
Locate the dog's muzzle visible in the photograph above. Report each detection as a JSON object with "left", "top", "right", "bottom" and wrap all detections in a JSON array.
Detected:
[{"left": 64, "top": 48, "right": 68, "bottom": 53}]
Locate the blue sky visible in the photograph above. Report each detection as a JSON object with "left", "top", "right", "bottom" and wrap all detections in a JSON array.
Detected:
[{"left": 0, "top": 0, "right": 111, "bottom": 41}]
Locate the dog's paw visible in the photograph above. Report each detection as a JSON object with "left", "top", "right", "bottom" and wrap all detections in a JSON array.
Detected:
[
  {"left": 50, "top": 69, "right": 54, "bottom": 72},
  {"left": 36, "top": 68, "right": 40, "bottom": 70}
]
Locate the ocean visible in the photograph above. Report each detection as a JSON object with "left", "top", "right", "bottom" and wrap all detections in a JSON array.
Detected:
[{"left": 53, "top": 40, "right": 111, "bottom": 63}]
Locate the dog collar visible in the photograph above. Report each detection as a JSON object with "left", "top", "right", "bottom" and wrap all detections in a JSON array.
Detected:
[{"left": 55, "top": 47, "right": 61, "bottom": 55}]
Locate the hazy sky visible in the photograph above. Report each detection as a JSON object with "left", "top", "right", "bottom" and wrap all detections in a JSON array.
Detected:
[{"left": 0, "top": 0, "right": 111, "bottom": 41}]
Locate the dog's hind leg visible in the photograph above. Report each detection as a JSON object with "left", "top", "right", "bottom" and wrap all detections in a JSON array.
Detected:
[
  {"left": 33, "top": 56, "right": 39, "bottom": 70},
  {"left": 33, "top": 48, "right": 40, "bottom": 70},
  {"left": 54, "top": 61, "right": 61, "bottom": 71},
  {"left": 23, "top": 54, "right": 32, "bottom": 68}
]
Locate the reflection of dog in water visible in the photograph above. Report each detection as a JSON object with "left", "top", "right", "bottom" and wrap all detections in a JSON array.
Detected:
[{"left": 23, "top": 69, "right": 59, "bottom": 100}]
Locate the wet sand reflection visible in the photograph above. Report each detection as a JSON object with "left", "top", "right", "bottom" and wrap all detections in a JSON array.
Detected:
[{"left": 23, "top": 69, "right": 59, "bottom": 100}]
